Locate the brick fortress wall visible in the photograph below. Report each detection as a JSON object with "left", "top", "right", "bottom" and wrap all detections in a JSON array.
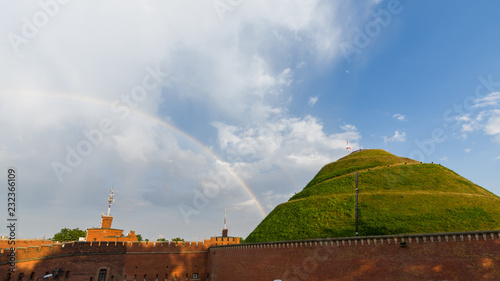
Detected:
[
  {"left": 0, "top": 241, "right": 126, "bottom": 281},
  {"left": 0, "top": 238, "right": 239, "bottom": 281},
  {"left": 208, "top": 230, "right": 500, "bottom": 281},
  {"left": 1, "top": 231, "right": 499, "bottom": 281}
]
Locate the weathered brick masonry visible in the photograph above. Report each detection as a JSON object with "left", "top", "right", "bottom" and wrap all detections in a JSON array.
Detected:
[
  {"left": 1, "top": 231, "right": 499, "bottom": 281},
  {"left": 209, "top": 231, "right": 500, "bottom": 281},
  {"left": 0, "top": 241, "right": 126, "bottom": 281},
  {"left": 0, "top": 237, "right": 239, "bottom": 281}
]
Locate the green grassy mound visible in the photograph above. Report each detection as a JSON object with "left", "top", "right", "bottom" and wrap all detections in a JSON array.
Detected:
[{"left": 246, "top": 149, "right": 500, "bottom": 242}]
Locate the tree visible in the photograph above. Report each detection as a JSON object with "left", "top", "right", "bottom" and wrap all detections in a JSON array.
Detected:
[
  {"left": 51, "top": 228, "right": 86, "bottom": 242},
  {"left": 171, "top": 237, "right": 184, "bottom": 242},
  {"left": 157, "top": 238, "right": 166, "bottom": 241},
  {"left": 136, "top": 234, "right": 143, "bottom": 242}
]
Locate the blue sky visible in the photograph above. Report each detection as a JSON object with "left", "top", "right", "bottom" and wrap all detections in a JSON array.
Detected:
[{"left": 1, "top": 0, "right": 499, "bottom": 241}]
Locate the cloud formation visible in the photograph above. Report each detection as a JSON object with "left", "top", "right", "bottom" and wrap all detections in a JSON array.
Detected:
[
  {"left": 392, "top": 113, "right": 406, "bottom": 121},
  {"left": 385, "top": 131, "right": 406, "bottom": 143},
  {"left": 458, "top": 92, "right": 500, "bottom": 142},
  {"left": 0, "top": 0, "right": 380, "bottom": 240},
  {"left": 308, "top": 96, "right": 319, "bottom": 107}
]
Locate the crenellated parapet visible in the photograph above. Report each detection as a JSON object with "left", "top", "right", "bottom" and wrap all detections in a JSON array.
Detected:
[
  {"left": 208, "top": 236, "right": 241, "bottom": 246},
  {"left": 0, "top": 241, "right": 127, "bottom": 265},
  {"left": 213, "top": 230, "right": 500, "bottom": 251},
  {"left": 124, "top": 240, "right": 211, "bottom": 253},
  {"left": 0, "top": 235, "right": 242, "bottom": 264}
]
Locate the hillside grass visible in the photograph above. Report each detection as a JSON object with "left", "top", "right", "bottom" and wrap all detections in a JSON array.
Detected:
[
  {"left": 245, "top": 195, "right": 356, "bottom": 242},
  {"left": 358, "top": 193, "right": 500, "bottom": 236},
  {"left": 246, "top": 193, "right": 500, "bottom": 242},
  {"left": 305, "top": 149, "right": 418, "bottom": 189},
  {"left": 291, "top": 164, "right": 494, "bottom": 201},
  {"left": 245, "top": 149, "right": 500, "bottom": 243}
]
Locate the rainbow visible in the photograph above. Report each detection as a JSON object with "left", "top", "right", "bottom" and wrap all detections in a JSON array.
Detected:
[{"left": 3, "top": 92, "right": 267, "bottom": 217}]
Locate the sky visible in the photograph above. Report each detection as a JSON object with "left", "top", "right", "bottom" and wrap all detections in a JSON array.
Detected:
[{"left": 1, "top": 0, "right": 500, "bottom": 241}]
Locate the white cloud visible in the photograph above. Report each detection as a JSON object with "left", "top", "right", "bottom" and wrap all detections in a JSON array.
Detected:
[
  {"left": 483, "top": 109, "right": 500, "bottom": 142},
  {"left": 439, "top": 156, "right": 448, "bottom": 162},
  {"left": 474, "top": 92, "right": 500, "bottom": 108},
  {"left": 340, "top": 124, "right": 357, "bottom": 131},
  {"left": 232, "top": 199, "right": 257, "bottom": 210},
  {"left": 392, "top": 113, "right": 406, "bottom": 121},
  {"left": 459, "top": 92, "right": 500, "bottom": 142},
  {"left": 465, "top": 148, "right": 471, "bottom": 153},
  {"left": 386, "top": 131, "right": 406, "bottom": 143},
  {"left": 0, "top": 1, "right": 380, "bottom": 240},
  {"left": 393, "top": 131, "right": 406, "bottom": 142},
  {"left": 308, "top": 96, "right": 319, "bottom": 107},
  {"left": 214, "top": 113, "right": 360, "bottom": 171},
  {"left": 213, "top": 114, "right": 361, "bottom": 214}
]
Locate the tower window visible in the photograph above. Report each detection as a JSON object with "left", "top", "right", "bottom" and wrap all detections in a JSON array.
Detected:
[{"left": 98, "top": 270, "right": 107, "bottom": 281}]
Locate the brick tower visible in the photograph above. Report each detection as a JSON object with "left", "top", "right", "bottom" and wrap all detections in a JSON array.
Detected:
[{"left": 86, "top": 189, "right": 137, "bottom": 242}]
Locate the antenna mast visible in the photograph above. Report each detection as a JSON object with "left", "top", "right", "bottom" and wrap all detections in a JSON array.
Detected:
[
  {"left": 387, "top": 136, "right": 393, "bottom": 153},
  {"left": 107, "top": 189, "right": 115, "bottom": 216},
  {"left": 221, "top": 207, "right": 229, "bottom": 237}
]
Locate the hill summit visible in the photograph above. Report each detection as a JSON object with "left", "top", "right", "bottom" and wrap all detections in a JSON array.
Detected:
[{"left": 246, "top": 149, "right": 500, "bottom": 242}]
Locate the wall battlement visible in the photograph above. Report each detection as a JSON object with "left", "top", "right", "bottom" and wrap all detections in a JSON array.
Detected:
[
  {"left": 0, "top": 241, "right": 127, "bottom": 264},
  {"left": 0, "top": 236, "right": 240, "bottom": 263},
  {"left": 1, "top": 231, "right": 499, "bottom": 280},
  {"left": 124, "top": 240, "right": 211, "bottom": 253},
  {"left": 214, "top": 230, "right": 500, "bottom": 251},
  {"left": 209, "top": 230, "right": 500, "bottom": 280},
  {"left": 2, "top": 230, "right": 496, "bottom": 260}
]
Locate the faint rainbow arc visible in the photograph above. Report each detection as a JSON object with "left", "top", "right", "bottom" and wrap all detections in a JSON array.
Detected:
[
  {"left": 130, "top": 108, "right": 268, "bottom": 218},
  {"left": 8, "top": 92, "right": 267, "bottom": 218}
]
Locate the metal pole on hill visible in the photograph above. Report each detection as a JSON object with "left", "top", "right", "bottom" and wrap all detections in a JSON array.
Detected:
[{"left": 355, "top": 172, "right": 359, "bottom": 236}]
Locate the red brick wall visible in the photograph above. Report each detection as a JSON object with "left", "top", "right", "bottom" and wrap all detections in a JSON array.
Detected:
[
  {"left": 0, "top": 242, "right": 126, "bottom": 281},
  {"left": 208, "top": 231, "right": 500, "bottom": 281},
  {"left": 208, "top": 237, "right": 240, "bottom": 246},
  {"left": 0, "top": 240, "right": 214, "bottom": 281},
  {"left": 101, "top": 216, "right": 113, "bottom": 229},
  {"left": 124, "top": 241, "right": 209, "bottom": 281},
  {"left": 2, "top": 232, "right": 498, "bottom": 281},
  {"left": 0, "top": 239, "right": 55, "bottom": 249},
  {"left": 85, "top": 215, "right": 137, "bottom": 242},
  {"left": 86, "top": 228, "right": 137, "bottom": 242}
]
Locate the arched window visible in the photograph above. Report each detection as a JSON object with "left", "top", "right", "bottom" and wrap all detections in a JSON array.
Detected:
[{"left": 98, "top": 270, "right": 107, "bottom": 281}]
